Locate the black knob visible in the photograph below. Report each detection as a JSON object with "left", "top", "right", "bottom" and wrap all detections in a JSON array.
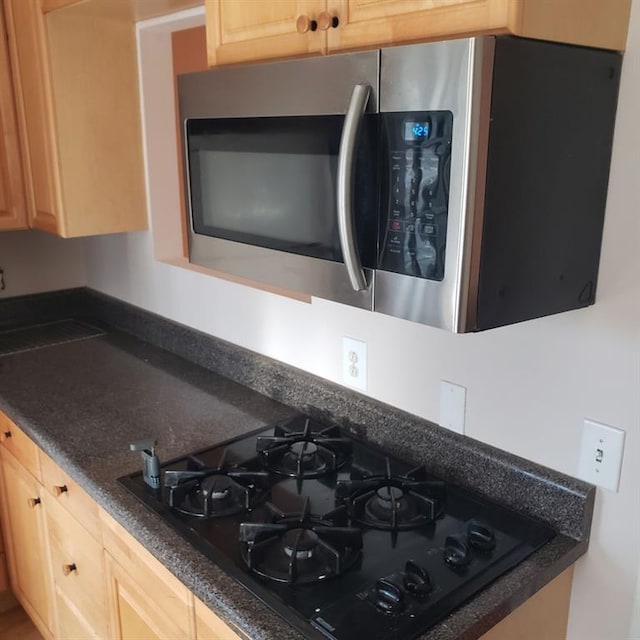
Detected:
[
  {"left": 444, "top": 534, "right": 471, "bottom": 567},
  {"left": 372, "top": 578, "right": 404, "bottom": 614},
  {"left": 468, "top": 521, "right": 496, "bottom": 552},
  {"left": 403, "top": 560, "right": 432, "bottom": 597},
  {"left": 3, "top": 431, "right": 11, "bottom": 438},
  {"left": 330, "top": 16, "right": 339, "bottom": 28},
  {"left": 309, "top": 19, "right": 318, "bottom": 31}
]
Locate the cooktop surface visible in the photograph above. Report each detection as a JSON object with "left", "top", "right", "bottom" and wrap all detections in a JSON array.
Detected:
[{"left": 118, "top": 415, "right": 555, "bottom": 640}]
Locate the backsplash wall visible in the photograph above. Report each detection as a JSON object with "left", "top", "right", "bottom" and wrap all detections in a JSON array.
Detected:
[
  {"left": 0, "top": 230, "right": 86, "bottom": 298},
  {"left": 80, "top": 3, "right": 637, "bottom": 639}
]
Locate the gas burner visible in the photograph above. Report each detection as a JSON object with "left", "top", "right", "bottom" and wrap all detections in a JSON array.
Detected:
[
  {"left": 163, "top": 449, "right": 269, "bottom": 518},
  {"left": 256, "top": 417, "right": 352, "bottom": 478},
  {"left": 336, "top": 459, "right": 446, "bottom": 531},
  {"left": 239, "top": 499, "right": 362, "bottom": 585}
]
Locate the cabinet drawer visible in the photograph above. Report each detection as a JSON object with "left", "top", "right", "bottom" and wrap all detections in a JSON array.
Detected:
[
  {"left": 44, "top": 491, "right": 110, "bottom": 638},
  {"left": 0, "top": 412, "right": 40, "bottom": 480},
  {"left": 40, "top": 450, "right": 101, "bottom": 540},
  {"left": 100, "top": 508, "right": 194, "bottom": 638}
]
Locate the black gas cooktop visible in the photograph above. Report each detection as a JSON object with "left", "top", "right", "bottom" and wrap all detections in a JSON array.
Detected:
[{"left": 118, "top": 415, "right": 554, "bottom": 640}]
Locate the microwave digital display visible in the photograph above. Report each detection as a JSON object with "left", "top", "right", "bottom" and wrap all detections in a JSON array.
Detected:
[{"left": 404, "top": 120, "right": 430, "bottom": 141}]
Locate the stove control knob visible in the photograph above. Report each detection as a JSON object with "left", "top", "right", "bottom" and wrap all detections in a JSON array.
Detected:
[
  {"left": 468, "top": 521, "right": 496, "bottom": 551},
  {"left": 444, "top": 534, "right": 471, "bottom": 567},
  {"left": 372, "top": 578, "right": 404, "bottom": 614},
  {"left": 404, "top": 560, "right": 432, "bottom": 597}
]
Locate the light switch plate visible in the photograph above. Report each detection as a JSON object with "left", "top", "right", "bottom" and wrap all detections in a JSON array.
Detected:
[
  {"left": 578, "top": 419, "right": 625, "bottom": 492},
  {"left": 439, "top": 381, "right": 466, "bottom": 434}
]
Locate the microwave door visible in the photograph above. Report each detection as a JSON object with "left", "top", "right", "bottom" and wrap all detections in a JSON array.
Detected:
[{"left": 180, "top": 51, "right": 379, "bottom": 310}]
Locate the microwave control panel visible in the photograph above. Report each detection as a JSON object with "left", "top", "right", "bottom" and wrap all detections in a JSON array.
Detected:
[{"left": 379, "top": 111, "right": 453, "bottom": 281}]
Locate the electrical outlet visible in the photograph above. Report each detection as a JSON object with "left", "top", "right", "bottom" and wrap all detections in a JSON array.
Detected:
[
  {"left": 439, "top": 381, "right": 466, "bottom": 434},
  {"left": 578, "top": 419, "right": 625, "bottom": 492},
  {"left": 342, "top": 337, "right": 367, "bottom": 392}
]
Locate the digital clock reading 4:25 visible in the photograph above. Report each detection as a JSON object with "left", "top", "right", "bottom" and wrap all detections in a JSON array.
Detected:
[{"left": 404, "top": 120, "right": 431, "bottom": 141}]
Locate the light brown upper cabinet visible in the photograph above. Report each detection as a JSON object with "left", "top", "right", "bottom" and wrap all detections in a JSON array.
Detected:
[
  {"left": 206, "top": 0, "right": 326, "bottom": 66},
  {"left": 330, "top": 0, "right": 631, "bottom": 54},
  {"left": 206, "top": 0, "right": 632, "bottom": 67},
  {"left": 0, "top": 3, "right": 28, "bottom": 231},
  {"left": 3, "top": 0, "right": 148, "bottom": 237}
]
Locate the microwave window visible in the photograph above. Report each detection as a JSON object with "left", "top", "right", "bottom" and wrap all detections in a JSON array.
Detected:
[{"left": 187, "top": 117, "right": 344, "bottom": 262}]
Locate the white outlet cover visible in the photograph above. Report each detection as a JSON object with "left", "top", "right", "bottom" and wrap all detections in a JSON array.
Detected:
[
  {"left": 342, "top": 337, "right": 367, "bottom": 392},
  {"left": 578, "top": 419, "right": 625, "bottom": 492},
  {"left": 439, "top": 381, "right": 466, "bottom": 434}
]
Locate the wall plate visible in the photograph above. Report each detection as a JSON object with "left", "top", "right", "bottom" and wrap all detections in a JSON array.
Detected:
[{"left": 578, "top": 419, "right": 625, "bottom": 492}]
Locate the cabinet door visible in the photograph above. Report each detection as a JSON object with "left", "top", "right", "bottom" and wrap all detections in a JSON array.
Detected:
[
  {"left": 3, "top": 0, "right": 62, "bottom": 234},
  {"left": 0, "top": 447, "right": 54, "bottom": 638},
  {"left": 3, "top": 0, "right": 149, "bottom": 238},
  {"left": 101, "top": 510, "right": 195, "bottom": 640},
  {"left": 0, "top": 3, "right": 28, "bottom": 231},
  {"left": 195, "top": 596, "right": 243, "bottom": 640},
  {"left": 327, "top": 0, "right": 511, "bottom": 52},
  {"left": 104, "top": 552, "right": 193, "bottom": 640},
  {"left": 206, "top": 0, "right": 326, "bottom": 66},
  {"left": 44, "top": 491, "right": 110, "bottom": 639}
]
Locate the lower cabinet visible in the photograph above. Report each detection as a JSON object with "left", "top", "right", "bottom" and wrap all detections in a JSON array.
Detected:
[
  {"left": 100, "top": 509, "right": 196, "bottom": 640},
  {"left": 0, "top": 445, "right": 54, "bottom": 639},
  {"left": 44, "top": 490, "right": 110, "bottom": 639},
  {"left": 0, "top": 412, "right": 245, "bottom": 640}
]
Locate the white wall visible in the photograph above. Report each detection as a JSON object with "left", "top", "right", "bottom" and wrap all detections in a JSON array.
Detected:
[
  {"left": 81, "top": 6, "right": 640, "bottom": 639},
  {"left": 0, "top": 229, "right": 86, "bottom": 298}
]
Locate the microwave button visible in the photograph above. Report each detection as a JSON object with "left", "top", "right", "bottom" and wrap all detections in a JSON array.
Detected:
[
  {"left": 389, "top": 220, "right": 403, "bottom": 232},
  {"left": 421, "top": 223, "right": 437, "bottom": 236},
  {"left": 388, "top": 232, "right": 403, "bottom": 246},
  {"left": 406, "top": 222, "right": 415, "bottom": 233}
]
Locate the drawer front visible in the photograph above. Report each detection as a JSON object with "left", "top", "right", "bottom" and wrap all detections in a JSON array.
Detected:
[
  {"left": 0, "top": 412, "right": 40, "bottom": 480},
  {"left": 44, "top": 492, "right": 110, "bottom": 638},
  {"left": 40, "top": 450, "right": 101, "bottom": 540}
]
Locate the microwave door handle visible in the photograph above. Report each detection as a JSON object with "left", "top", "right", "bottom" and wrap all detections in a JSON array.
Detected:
[{"left": 337, "top": 83, "right": 370, "bottom": 292}]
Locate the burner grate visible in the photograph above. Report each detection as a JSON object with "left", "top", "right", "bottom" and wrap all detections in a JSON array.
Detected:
[
  {"left": 163, "top": 449, "right": 270, "bottom": 518},
  {"left": 336, "top": 458, "right": 446, "bottom": 531},
  {"left": 256, "top": 417, "right": 352, "bottom": 478},
  {"left": 239, "top": 498, "right": 362, "bottom": 585}
]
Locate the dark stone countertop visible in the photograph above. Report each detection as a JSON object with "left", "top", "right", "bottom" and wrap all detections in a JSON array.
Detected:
[{"left": 0, "top": 288, "right": 595, "bottom": 640}]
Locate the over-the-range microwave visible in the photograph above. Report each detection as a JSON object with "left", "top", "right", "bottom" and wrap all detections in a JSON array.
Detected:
[{"left": 178, "top": 36, "right": 621, "bottom": 332}]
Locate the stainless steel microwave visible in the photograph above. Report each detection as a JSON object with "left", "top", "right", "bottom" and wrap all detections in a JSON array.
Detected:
[{"left": 178, "top": 37, "right": 621, "bottom": 332}]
